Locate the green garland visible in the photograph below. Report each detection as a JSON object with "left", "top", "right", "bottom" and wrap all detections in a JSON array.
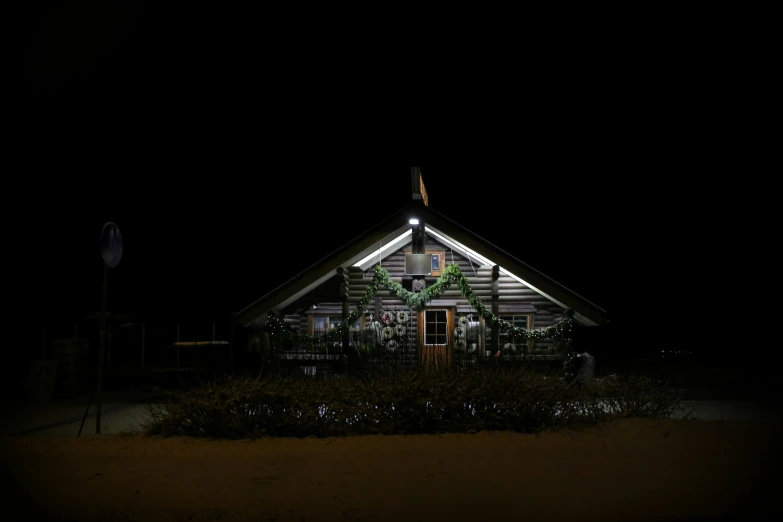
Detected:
[
  {"left": 260, "top": 264, "right": 573, "bottom": 345},
  {"left": 334, "top": 264, "right": 572, "bottom": 342}
]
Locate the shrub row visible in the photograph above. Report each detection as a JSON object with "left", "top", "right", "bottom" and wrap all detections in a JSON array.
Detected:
[{"left": 142, "top": 367, "right": 685, "bottom": 439}]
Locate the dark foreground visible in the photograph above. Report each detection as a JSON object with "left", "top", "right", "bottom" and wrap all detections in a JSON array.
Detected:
[{"left": 0, "top": 418, "right": 780, "bottom": 522}]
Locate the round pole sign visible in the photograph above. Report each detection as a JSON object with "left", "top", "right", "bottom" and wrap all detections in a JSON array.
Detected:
[{"left": 100, "top": 222, "right": 123, "bottom": 268}]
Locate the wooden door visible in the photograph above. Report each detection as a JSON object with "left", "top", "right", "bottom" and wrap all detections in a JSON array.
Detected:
[{"left": 418, "top": 308, "right": 454, "bottom": 371}]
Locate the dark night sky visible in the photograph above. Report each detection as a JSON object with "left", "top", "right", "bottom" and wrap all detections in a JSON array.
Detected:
[
  {"left": 14, "top": 159, "right": 693, "bottom": 357},
  {"left": 21, "top": 165, "right": 622, "bottom": 320},
  {"left": 19, "top": 3, "right": 767, "bottom": 360}
]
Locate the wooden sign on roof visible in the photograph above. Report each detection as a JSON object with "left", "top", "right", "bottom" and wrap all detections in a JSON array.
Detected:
[{"left": 411, "top": 167, "right": 429, "bottom": 206}]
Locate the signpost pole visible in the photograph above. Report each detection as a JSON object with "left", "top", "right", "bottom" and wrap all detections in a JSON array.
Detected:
[
  {"left": 96, "top": 262, "right": 108, "bottom": 434},
  {"left": 91, "top": 221, "right": 122, "bottom": 436}
]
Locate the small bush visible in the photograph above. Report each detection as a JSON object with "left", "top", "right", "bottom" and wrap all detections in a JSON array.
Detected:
[
  {"left": 559, "top": 374, "right": 686, "bottom": 422},
  {"left": 141, "top": 367, "right": 685, "bottom": 440}
]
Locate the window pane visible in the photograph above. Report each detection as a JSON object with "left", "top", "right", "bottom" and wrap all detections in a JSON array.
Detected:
[
  {"left": 500, "top": 315, "right": 528, "bottom": 340},
  {"left": 329, "top": 318, "right": 361, "bottom": 331},
  {"left": 314, "top": 317, "right": 328, "bottom": 332},
  {"left": 436, "top": 321, "right": 447, "bottom": 337},
  {"left": 425, "top": 310, "right": 447, "bottom": 345}
]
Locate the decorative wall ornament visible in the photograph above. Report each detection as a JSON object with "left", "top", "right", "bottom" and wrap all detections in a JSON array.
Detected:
[
  {"left": 453, "top": 326, "right": 466, "bottom": 339},
  {"left": 396, "top": 310, "right": 409, "bottom": 323},
  {"left": 363, "top": 322, "right": 382, "bottom": 345},
  {"left": 466, "top": 321, "right": 482, "bottom": 341},
  {"left": 395, "top": 324, "right": 406, "bottom": 337},
  {"left": 386, "top": 339, "right": 398, "bottom": 352},
  {"left": 380, "top": 311, "right": 394, "bottom": 325},
  {"left": 458, "top": 316, "right": 469, "bottom": 326},
  {"left": 382, "top": 326, "right": 394, "bottom": 340}
]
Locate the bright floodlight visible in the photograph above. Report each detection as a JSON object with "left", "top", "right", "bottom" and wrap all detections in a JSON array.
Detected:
[{"left": 409, "top": 218, "right": 419, "bottom": 225}]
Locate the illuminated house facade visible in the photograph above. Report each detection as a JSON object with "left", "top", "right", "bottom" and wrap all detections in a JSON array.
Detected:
[{"left": 235, "top": 169, "right": 606, "bottom": 374}]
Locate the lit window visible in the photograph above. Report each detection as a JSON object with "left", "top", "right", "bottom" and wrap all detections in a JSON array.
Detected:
[
  {"left": 312, "top": 316, "right": 360, "bottom": 335},
  {"left": 498, "top": 315, "right": 530, "bottom": 347}
]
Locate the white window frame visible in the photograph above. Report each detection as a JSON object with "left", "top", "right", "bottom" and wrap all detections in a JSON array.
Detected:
[{"left": 424, "top": 309, "right": 449, "bottom": 346}]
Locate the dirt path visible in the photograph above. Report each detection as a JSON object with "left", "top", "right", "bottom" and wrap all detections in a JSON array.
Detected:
[{"left": 1, "top": 418, "right": 779, "bottom": 522}]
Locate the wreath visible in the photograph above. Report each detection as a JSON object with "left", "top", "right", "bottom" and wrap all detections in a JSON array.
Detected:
[
  {"left": 395, "top": 324, "right": 406, "bottom": 337},
  {"left": 386, "top": 339, "right": 398, "bottom": 352},
  {"left": 396, "top": 310, "right": 409, "bottom": 323},
  {"left": 458, "top": 316, "right": 468, "bottom": 326},
  {"left": 382, "top": 326, "right": 394, "bottom": 340},
  {"left": 455, "top": 339, "right": 466, "bottom": 351},
  {"left": 380, "top": 311, "right": 394, "bottom": 325},
  {"left": 453, "top": 326, "right": 466, "bottom": 339}
]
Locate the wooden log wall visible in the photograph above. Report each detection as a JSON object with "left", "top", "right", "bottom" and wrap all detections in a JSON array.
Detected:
[
  {"left": 273, "top": 238, "right": 567, "bottom": 358},
  {"left": 338, "top": 266, "right": 350, "bottom": 351}
]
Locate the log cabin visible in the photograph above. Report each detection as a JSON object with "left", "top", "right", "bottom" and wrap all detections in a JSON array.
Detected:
[{"left": 235, "top": 168, "right": 607, "bottom": 375}]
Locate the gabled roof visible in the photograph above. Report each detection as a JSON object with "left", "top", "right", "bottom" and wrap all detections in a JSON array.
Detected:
[{"left": 235, "top": 201, "right": 607, "bottom": 327}]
